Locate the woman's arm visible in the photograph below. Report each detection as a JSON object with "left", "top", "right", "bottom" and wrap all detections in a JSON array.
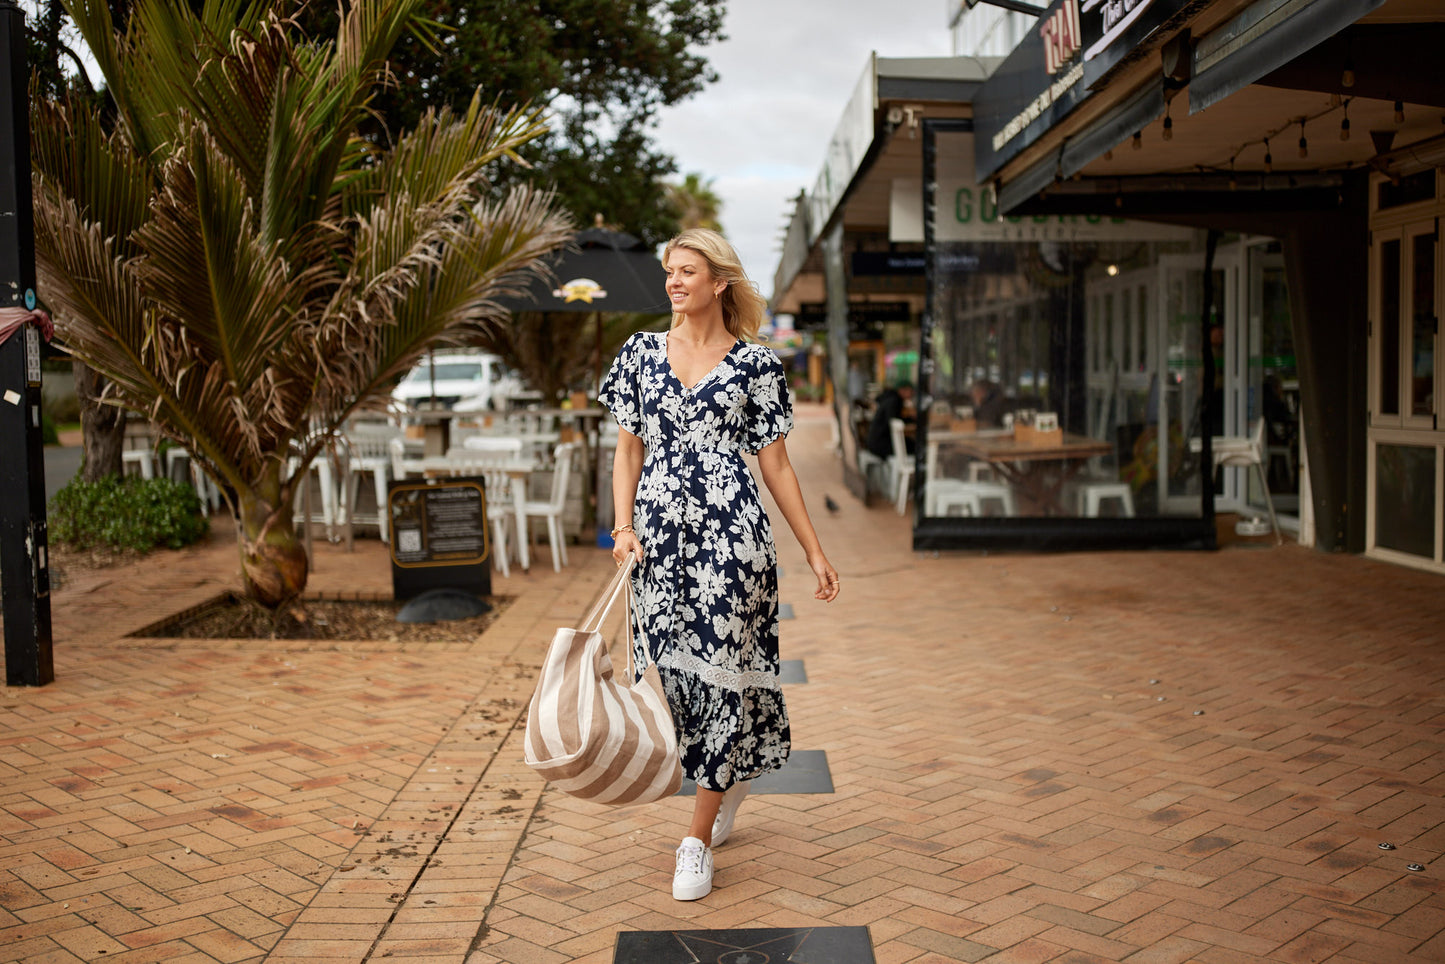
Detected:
[
  {"left": 610, "top": 428, "right": 646, "bottom": 564},
  {"left": 757, "top": 439, "right": 839, "bottom": 602}
]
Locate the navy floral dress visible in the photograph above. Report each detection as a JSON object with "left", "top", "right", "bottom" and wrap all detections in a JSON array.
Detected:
[{"left": 598, "top": 331, "right": 793, "bottom": 792}]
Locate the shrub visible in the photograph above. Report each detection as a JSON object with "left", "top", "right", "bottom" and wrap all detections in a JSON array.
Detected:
[
  {"left": 49, "top": 476, "right": 209, "bottom": 552},
  {"left": 41, "top": 412, "right": 59, "bottom": 445}
]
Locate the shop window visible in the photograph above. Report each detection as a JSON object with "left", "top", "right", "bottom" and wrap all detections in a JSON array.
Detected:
[
  {"left": 1375, "top": 444, "right": 1437, "bottom": 559},
  {"left": 1377, "top": 170, "right": 1435, "bottom": 211},
  {"left": 1410, "top": 231, "right": 1436, "bottom": 419},
  {"left": 1377, "top": 238, "right": 1401, "bottom": 418}
]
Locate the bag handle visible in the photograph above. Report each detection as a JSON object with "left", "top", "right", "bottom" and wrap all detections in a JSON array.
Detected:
[
  {"left": 576, "top": 556, "right": 642, "bottom": 679},
  {"left": 577, "top": 554, "right": 635, "bottom": 634}
]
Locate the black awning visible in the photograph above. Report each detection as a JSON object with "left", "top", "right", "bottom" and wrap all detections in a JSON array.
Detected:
[
  {"left": 1060, "top": 83, "right": 1165, "bottom": 178},
  {"left": 1189, "top": 0, "right": 1386, "bottom": 114}
]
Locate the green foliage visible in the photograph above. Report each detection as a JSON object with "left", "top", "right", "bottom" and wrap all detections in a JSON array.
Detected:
[
  {"left": 297, "top": 0, "right": 725, "bottom": 245},
  {"left": 35, "top": 0, "right": 574, "bottom": 605},
  {"left": 49, "top": 476, "right": 208, "bottom": 551},
  {"left": 41, "top": 411, "right": 60, "bottom": 445}
]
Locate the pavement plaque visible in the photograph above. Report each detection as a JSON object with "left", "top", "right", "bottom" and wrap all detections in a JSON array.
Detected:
[
  {"left": 779, "top": 659, "right": 808, "bottom": 684},
  {"left": 677, "top": 750, "right": 833, "bottom": 797},
  {"left": 388, "top": 476, "right": 493, "bottom": 600},
  {"left": 614, "top": 926, "right": 874, "bottom": 963}
]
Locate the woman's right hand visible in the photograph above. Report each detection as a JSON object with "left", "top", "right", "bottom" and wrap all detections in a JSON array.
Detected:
[{"left": 612, "top": 528, "right": 644, "bottom": 567}]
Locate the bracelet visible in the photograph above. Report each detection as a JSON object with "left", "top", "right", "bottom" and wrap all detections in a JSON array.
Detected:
[{"left": 610, "top": 523, "right": 634, "bottom": 537}]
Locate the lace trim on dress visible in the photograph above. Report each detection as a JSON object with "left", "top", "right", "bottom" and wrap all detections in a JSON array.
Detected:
[{"left": 658, "top": 650, "right": 781, "bottom": 692}]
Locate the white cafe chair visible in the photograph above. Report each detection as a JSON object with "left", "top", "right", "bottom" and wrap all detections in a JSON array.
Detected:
[
  {"left": 1190, "top": 418, "right": 1282, "bottom": 545},
  {"left": 927, "top": 478, "right": 1017, "bottom": 517},
  {"left": 888, "top": 418, "right": 914, "bottom": 515},
  {"left": 341, "top": 425, "right": 401, "bottom": 543},
  {"left": 523, "top": 442, "right": 578, "bottom": 572}
]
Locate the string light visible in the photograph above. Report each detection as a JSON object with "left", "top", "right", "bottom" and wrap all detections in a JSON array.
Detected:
[
  {"left": 1340, "top": 101, "right": 1351, "bottom": 141},
  {"left": 1298, "top": 120, "right": 1308, "bottom": 159},
  {"left": 1162, "top": 104, "right": 1173, "bottom": 142},
  {"left": 1263, "top": 138, "right": 1272, "bottom": 173},
  {"left": 1132, "top": 131, "right": 1143, "bottom": 150},
  {"left": 1103, "top": 148, "right": 1113, "bottom": 161},
  {"left": 1342, "top": 59, "right": 1355, "bottom": 88},
  {"left": 1228, "top": 160, "right": 1237, "bottom": 191},
  {"left": 1395, "top": 100, "right": 1405, "bottom": 124}
]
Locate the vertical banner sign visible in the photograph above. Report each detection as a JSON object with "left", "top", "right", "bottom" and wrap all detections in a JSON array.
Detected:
[{"left": 0, "top": 0, "right": 53, "bottom": 686}]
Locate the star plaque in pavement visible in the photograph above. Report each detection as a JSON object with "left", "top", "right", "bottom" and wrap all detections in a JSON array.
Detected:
[{"left": 613, "top": 926, "right": 875, "bottom": 963}]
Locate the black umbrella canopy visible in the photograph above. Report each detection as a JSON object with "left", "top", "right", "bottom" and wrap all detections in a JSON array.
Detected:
[{"left": 503, "top": 227, "right": 670, "bottom": 314}]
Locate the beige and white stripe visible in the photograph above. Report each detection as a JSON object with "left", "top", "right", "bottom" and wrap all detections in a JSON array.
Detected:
[{"left": 524, "top": 558, "right": 682, "bottom": 806}]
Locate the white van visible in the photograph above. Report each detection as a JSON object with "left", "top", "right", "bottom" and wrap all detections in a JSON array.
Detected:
[{"left": 391, "top": 351, "right": 508, "bottom": 412}]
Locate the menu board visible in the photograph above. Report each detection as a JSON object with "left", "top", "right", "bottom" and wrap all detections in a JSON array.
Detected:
[{"left": 388, "top": 478, "right": 491, "bottom": 600}]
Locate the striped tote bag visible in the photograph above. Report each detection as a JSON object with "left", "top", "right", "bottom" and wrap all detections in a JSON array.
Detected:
[{"left": 523, "top": 557, "right": 682, "bottom": 806}]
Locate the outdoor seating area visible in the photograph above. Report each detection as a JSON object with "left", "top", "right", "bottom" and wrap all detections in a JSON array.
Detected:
[{"left": 121, "top": 407, "right": 601, "bottom": 576}]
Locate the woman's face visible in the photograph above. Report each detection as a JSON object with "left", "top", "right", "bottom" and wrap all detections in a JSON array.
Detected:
[{"left": 664, "top": 247, "right": 721, "bottom": 316}]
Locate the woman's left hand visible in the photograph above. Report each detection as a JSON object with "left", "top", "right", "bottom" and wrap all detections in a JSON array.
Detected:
[{"left": 809, "top": 553, "right": 840, "bottom": 603}]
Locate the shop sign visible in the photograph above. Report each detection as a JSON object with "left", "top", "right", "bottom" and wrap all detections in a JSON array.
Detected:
[
  {"left": 891, "top": 178, "right": 1195, "bottom": 244},
  {"left": 797, "top": 301, "right": 911, "bottom": 328},
  {"left": 975, "top": 0, "right": 1188, "bottom": 179},
  {"left": 807, "top": 58, "right": 877, "bottom": 246}
]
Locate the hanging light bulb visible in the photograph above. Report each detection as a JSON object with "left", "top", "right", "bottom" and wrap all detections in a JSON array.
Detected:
[
  {"left": 1340, "top": 103, "right": 1351, "bottom": 141},
  {"left": 1395, "top": 100, "right": 1405, "bottom": 124},
  {"left": 1132, "top": 131, "right": 1143, "bottom": 151},
  {"left": 1298, "top": 120, "right": 1308, "bottom": 159},
  {"left": 1162, "top": 113, "right": 1174, "bottom": 142},
  {"left": 1228, "top": 160, "right": 1238, "bottom": 191},
  {"left": 1263, "top": 138, "right": 1273, "bottom": 173},
  {"left": 1329, "top": 92, "right": 1342, "bottom": 108},
  {"left": 1342, "top": 59, "right": 1355, "bottom": 87}
]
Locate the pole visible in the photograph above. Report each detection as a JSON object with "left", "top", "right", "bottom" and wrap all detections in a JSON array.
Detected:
[{"left": 0, "top": 0, "right": 54, "bottom": 685}]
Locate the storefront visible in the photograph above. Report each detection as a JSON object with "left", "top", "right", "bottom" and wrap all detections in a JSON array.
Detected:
[{"left": 963, "top": 0, "right": 1445, "bottom": 569}]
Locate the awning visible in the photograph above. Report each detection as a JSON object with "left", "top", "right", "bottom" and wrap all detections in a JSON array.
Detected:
[{"left": 1189, "top": 0, "right": 1387, "bottom": 114}]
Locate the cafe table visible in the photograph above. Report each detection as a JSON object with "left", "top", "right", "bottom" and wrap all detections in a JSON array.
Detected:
[{"left": 926, "top": 428, "right": 1114, "bottom": 516}]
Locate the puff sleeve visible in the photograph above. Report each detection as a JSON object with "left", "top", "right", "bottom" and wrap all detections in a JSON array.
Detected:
[
  {"left": 598, "top": 332, "right": 644, "bottom": 437},
  {"left": 742, "top": 347, "right": 793, "bottom": 454}
]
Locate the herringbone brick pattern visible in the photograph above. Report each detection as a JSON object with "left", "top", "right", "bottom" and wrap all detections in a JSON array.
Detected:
[{"left": 3, "top": 406, "right": 1443, "bottom": 963}]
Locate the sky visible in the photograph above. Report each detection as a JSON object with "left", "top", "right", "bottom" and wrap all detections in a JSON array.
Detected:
[{"left": 651, "top": 1, "right": 955, "bottom": 298}]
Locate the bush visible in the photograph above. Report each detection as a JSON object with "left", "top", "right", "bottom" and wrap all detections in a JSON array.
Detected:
[
  {"left": 49, "top": 476, "right": 209, "bottom": 552},
  {"left": 40, "top": 412, "right": 59, "bottom": 445}
]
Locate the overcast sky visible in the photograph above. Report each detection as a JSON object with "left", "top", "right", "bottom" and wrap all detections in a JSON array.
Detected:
[{"left": 652, "top": 1, "right": 955, "bottom": 298}]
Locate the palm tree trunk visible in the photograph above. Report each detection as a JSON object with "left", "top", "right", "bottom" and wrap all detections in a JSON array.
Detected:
[
  {"left": 74, "top": 361, "right": 125, "bottom": 482},
  {"left": 236, "top": 462, "right": 309, "bottom": 608}
]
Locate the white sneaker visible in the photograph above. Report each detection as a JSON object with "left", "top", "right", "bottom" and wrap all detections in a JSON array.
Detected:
[
  {"left": 672, "top": 836, "right": 713, "bottom": 901},
  {"left": 710, "top": 780, "right": 752, "bottom": 848}
]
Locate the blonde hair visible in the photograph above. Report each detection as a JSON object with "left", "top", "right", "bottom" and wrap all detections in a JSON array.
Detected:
[{"left": 663, "top": 228, "right": 769, "bottom": 342}]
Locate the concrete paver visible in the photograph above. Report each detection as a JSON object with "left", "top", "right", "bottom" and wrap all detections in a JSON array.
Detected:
[{"left": 4, "top": 404, "right": 1444, "bottom": 962}]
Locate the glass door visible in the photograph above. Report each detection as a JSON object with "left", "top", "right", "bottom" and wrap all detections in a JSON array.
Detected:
[
  {"left": 1246, "top": 244, "right": 1300, "bottom": 518},
  {"left": 1156, "top": 251, "right": 1240, "bottom": 514}
]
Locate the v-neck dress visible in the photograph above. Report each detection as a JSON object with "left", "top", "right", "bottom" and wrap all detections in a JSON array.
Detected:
[{"left": 598, "top": 330, "right": 793, "bottom": 792}]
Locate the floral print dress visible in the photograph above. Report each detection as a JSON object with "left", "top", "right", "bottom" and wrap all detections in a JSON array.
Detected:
[{"left": 598, "top": 330, "right": 793, "bottom": 792}]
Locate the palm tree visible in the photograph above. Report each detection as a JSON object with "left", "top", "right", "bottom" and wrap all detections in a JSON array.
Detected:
[
  {"left": 33, "top": 0, "right": 573, "bottom": 608},
  {"left": 666, "top": 172, "right": 723, "bottom": 232}
]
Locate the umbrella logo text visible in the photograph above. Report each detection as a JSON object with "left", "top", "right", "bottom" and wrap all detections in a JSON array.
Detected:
[{"left": 553, "top": 278, "right": 608, "bottom": 304}]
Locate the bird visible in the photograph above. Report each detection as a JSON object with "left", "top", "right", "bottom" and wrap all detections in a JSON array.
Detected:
[{"left": 823, "top": 495, "right": 840, "bottom": 514}]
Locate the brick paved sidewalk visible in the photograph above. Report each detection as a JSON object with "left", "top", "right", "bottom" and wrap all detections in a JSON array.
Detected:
[{"left": 4, "top": 405, "right": 1444, "bottom": 963}]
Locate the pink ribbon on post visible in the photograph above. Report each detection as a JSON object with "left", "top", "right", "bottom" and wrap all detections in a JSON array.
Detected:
[{"left": 0, "top": 306, "right": 53, "bottom": 347}]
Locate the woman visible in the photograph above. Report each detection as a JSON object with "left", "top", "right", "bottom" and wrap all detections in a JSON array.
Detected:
[{"left": 598, "top": 228, "right": 840, "bottom": 902}]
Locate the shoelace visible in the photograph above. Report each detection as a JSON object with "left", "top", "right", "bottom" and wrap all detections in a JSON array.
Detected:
[{"left": 675, "top": 844, "right": 706, "bottom": 875}]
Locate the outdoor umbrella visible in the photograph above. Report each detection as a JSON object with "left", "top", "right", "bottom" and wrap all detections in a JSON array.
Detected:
[
  {"left": 501, "top": 227, "right": 669, "bottom": 316},
  {"left": 498, "top": 227, "right": 670, "bottom": 540}
]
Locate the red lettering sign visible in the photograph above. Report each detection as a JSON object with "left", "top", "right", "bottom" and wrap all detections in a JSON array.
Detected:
[{"left": 1040, "top": 0, "right": 1082, "bottom": 75}]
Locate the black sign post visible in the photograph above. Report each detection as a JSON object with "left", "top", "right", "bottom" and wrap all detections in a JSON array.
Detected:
[
  {"left": 0, "top": 0, "right": 53, "bottom": 686},
  {"left": 388, "top": 477, "right": 493, "bottom": 601}
]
